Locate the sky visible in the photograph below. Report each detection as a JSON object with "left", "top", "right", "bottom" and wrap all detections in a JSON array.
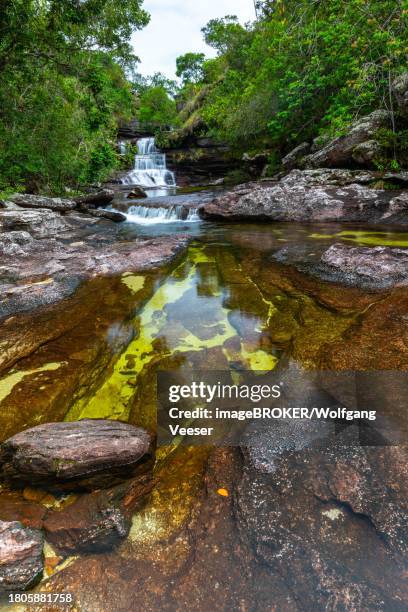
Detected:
[{"left": 132, "top": 0, "right": 256, "bottom": 78}]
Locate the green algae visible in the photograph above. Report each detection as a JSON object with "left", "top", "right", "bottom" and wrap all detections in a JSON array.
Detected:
[
  {"left": 121, "top": 273, "right": 146, "bottom": 294},
  {"left": 309, "top": 230, "right": 408, "bottom": 248},
  {"left": 0, "top": 363, "right": 64, "bottom": 404}
]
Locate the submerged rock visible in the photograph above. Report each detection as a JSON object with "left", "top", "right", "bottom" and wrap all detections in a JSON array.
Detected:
[
  {"left": 0, "top": 419, "right": 154, "bottom": 490},
  {"left": 44, "top": 474, "right": 153, "bottom": 554},
  {"left": 200, "top": 169, "right": 406, "bottom": 224},
  {"left": 0, "top": 520, "right": 43, "bottom": 592}
]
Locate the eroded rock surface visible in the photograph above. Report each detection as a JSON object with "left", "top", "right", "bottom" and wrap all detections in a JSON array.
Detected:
[
  {"left": 320, "top": 243, "right": 408, "bottom": 287},
  {"left": 0, "top": 419, "right": 154, "bottom": 490},
  {"left": 0, "top": 520, "right": 43, "bottom": 592},
  {"left": 303, "top": 110, "right": 392, "bottom": 168},
  {"left": 200, "top": 169, "right": 406, "bottom": 224},
  {"left": 0, "top": 200, "right": 189, "bottom": 317}
]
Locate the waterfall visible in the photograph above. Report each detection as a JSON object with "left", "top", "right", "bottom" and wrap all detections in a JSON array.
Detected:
[
  {"left": 118, "top": 141, "right": 127, "bottom": 155},
  {"left": 125, "top": 204, "right": 199, "bottom": 224},
  {"left": 122, "top": 137, "right": 176, "bottom": 188}
]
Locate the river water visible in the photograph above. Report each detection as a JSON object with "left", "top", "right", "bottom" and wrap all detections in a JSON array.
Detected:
[{"left": 0, "top": 147, "right": 407, "bottom": 606}]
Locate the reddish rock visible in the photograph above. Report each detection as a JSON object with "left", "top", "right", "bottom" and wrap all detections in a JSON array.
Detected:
[
  {"left": 0, "top": 520, "right": 43, "bottom": 592},
  {"left": 0, "top": 419, "right": 154, "bottom": 490},
  {"left": 0, "top": 493, "right": 46, "bottom": 529},
  {"left": 43, "top": 475, "right": 153, "bottom": 554}
]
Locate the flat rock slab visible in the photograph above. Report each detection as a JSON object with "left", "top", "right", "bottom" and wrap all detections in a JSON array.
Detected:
[
  {"left": 11, "top": 194, "right": 76, "bottom": 212},
  {"left": 0, "top": 520, "right": 43, "bottom": 592},
  {"left": 320, "top": 243, "right": 408, "bottom": 288},
  {"left": 0, "top": 419, "right": 154, "bottom": 490}
]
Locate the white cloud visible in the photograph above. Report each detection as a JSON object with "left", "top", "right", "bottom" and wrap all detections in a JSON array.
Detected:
[{"left": 132, "top": 0, "right": 256, "bottom": 78}]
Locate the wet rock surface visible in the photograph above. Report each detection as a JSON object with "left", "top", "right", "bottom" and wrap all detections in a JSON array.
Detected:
[
  {"left": 320, "top": 243, "right": 408, "bottom": 287},
  {"left": 273, "top": 242, "right": 408, "bottom": 289},
  {"left": 0, "top": 520, "right": 43, "bottom": 592},
  {"left": 0, "top": 419, "right": 154, "bottom": 490},
  {"left": 44, "top": 475, "right": 153, "bottom": 554},
  {"left": 200, "top": 169, "right": 407, "bottom": 224},
  {"left": 0, "top": 197, "right": 190, "bottom": 317}
]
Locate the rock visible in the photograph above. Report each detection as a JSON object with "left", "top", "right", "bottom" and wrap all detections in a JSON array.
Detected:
[
  {"left": 320, "top": 243, "right": 408, "bottom": 288},
  {"left": 126, "top": 187, "right": 148, "bottom": 199},
  {"left": 0, "top": 231, "right": 34, "bottom": 256},
  {"left": 237, "top": 421, "right": 408, "bottom": 610},
  {"left": 303, "top": 110, "right": 392, "bottom": 168},
  {"left": 80, "top": 207, "right": 126, "bottom": 223},
  {"left": 0, "top": 494, "right": 47, "bottom": 530},
  {"left": 199, "top": 169, "right": 406, "bottom": 224},
  {"left": 43, "top": 475, "right": 153, "bottom": 554},
  {"left": 352, "top": 139, "right": 382, "bottom": 165},
  {"left": 385, "top": 191, "right": 408, "bottom": 218},
  {"left": 281, "top": 141, "right": 311, "bottom": 171},
  {"left": 0, "top": 208, "right": 69, "bottom": 239},
  {"left": 0, "top": 232, "right": 190, "bottom": 319},
  {"left": 11, "top": 194, "right": 76, "bottom": 212},
  {"left": 0, "top": 520, "right": 43, "bottom": 592},
  {"left": 392, "top": 72, "right": 408, "bottom": 117},
  {"left": 74, "top": 189, "right": 115, "bottom": 207},
  {"left": 0, "top": 419, "right": 154, "bottom": 490},
  {"left": 44, "top": 492, "right": 130, "bottom": 555}
]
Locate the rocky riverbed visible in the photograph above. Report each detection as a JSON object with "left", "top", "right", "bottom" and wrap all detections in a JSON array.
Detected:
[{"left": 0, "top": 177, "right": 407, "bottom": 608}]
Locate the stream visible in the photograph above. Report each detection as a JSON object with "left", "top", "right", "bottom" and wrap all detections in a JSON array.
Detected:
[{"left": 0, "top": 138, "right": 407, "bottom": 608}]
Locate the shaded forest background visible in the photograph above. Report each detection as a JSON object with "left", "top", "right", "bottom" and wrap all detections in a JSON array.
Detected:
[{"left": 1, "top": 0, "right": 407, "bottom": 195}]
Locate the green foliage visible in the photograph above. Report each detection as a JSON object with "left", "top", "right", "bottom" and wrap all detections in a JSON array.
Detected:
[
  {"left": 0, "top": 0, "right": 149, "bottom": 194},
  {"left": 176, "top": 53, "right": 206, "bottom": 85},
  {"left": 138, "top": 86, "right": 178, "bottom": 130},
  {"left": 177, "top": 1, "right": 407, "bottom": 160}
]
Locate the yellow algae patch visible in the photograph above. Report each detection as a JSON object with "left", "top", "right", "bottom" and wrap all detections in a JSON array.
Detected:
[
  {"left": 242, "top": 347, "right": 278, "bottom": 371},
  {"left": 66, "top": 244, "right": 281, "bottom": 423},
  {"left": 0, "top": 362, "right": 65, "bottom": 404},
  {"left": 309, "top": 230, "right": 408, "bottom": 248},
  {"left": 121, "top": 273, "right": 145, "bottom": 294}
]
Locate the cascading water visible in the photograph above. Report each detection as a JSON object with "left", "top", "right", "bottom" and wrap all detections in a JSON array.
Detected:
[
  {"left": 122, "top": 137, "right": 176, "bottom": 188},
  {"left": 125, "top": 204, "right": 200, "bottom": 224}
]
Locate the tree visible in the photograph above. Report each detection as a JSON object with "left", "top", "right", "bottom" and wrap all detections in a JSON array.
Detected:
[
  {"left": 176, "top": 53, "right": 206, "bottom": 85},
  {"left": 138, "top": 86, "right": 177, "bottom": 129},
  {"left": 0, "top": 0, "right": 150, "bottom": 193}
]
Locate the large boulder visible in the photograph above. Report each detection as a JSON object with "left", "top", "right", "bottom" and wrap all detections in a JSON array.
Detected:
[
  {"left": 10, "top": 194, "right": 76, "bottom": 212},
  {"left": 392, "top": 72, "right": 408, "bottom": 117},
  {"left": 0, "top": 419, "right": 154, "bottom": 490},
  {"left": 74, "top": 189, "right": 115, "bottom": 207},
  {"left": 281, "top": 141, "right": 311, "bottom": 171},
  {"left": 199, "top": 170, "right": 406, "bottom": 224},
  {"left": 303, "top": 110, "right": 392, "bottom": 168},
  {"left": 0, "top": 521, "right": 43, "bottom": 592}
]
